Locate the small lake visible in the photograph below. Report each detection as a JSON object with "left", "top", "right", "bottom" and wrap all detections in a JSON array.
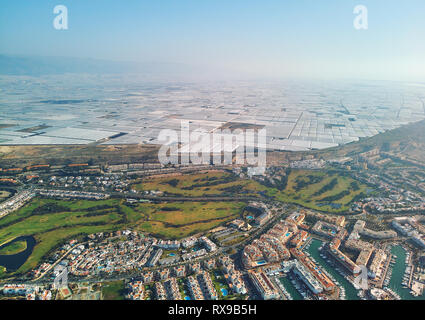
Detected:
[{"left": 0, "top": 236, "right": 36, "bottom": 272}]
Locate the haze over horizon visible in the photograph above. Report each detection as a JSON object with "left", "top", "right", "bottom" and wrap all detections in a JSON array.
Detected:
[{"left": 1, "top": 0, "right": 425, "bottom": 81}]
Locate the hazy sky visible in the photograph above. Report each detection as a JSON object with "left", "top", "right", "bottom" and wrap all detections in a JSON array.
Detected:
[{"left": 1, "top": 0, "right": 424, "bottom": 81}]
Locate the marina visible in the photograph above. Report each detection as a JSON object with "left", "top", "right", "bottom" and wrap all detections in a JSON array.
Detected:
[
  {"left": 278, "top": 274, "right": 304, "bottom": 300},
  {"left": 388, "top": 245, "right": 425, "bottom": 300},
  {"left": 305, "top": 238, "right": 360, "bottom": 300}
]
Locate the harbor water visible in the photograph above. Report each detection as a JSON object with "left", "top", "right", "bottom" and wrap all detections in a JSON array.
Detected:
[
  {"left": 306, "top": 238, "right": 360, "bottom": 300},
  {"left": 389, "top": 245, "right": 425, "bottom": 300}
]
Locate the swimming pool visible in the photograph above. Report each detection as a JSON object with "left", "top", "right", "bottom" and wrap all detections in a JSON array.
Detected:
[{"left": 220, "top": 288, "right": 228, "bottom": 296}]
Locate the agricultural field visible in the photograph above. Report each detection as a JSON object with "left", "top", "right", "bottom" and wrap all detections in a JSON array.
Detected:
[
  {"left": 131, "top": 170, "right": 266, "bottom": 197},
  {"left": 0, "top": 198, "right": 244, "bottom": 276},
  {"left": 266, "top": 169, "right": 368, "bottom": 213}
]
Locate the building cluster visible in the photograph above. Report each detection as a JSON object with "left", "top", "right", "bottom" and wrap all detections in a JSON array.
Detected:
[
  {"left": 2, "top": 284, "right": 52, "bottom": 300},
  {"left": 32, "top": 229, "right": 221, "bottom": 280},
  {"left": 328, "top": 225, "right": 389, "bottom": 283},
  {"left": 242, "top": 212, "right": 306, "bottom": 268},
  {"left": 328, "top": 238, "right": 359, "bottom": 274},
  {"left": 249, "top": 270, "right": 279, "bottom": 300},
  {"left": 243, "top": 212, "right": 340, "bottom": 298},
  {"left": 106, "top": 163, "right": 215, "bottom": 177},
  {"left": 307, "top": 211, "right": 345, "bottom": 227},
  {"left": 36, "top": 188, "right": 109, "bottom": 200},
  {"left": 363, "top": 195, "right": 425, "bottom": 214},
  {"left": 154, "top": 281, "right": 167, "bottom": 300},
  {"left": 311, "top": 220, "right": 341, "bottom": 239},
  {"left": 281, "top": 259, "right": 323, "bottom": 294},
  {"left": 244, "top": 211, "right": 397, "bottom": 300},
  {"left": 44, "top": 174, "right": 129, "bottom": 192},
  {"left": 392, "top": 217, "right": 425, "bottom": 248},
  {"left": 125, "top": 254, "right": 248, "bottom": 300},
  {"left": 164, "top": 277, "right": 182, "bottom": 300},
  {"left": 289, "top": 159, "right": 325, "bottom": 169},
  {"left": 187, "top": 275, "right": 205, "bottom": 300},
  {"left": 352, "top": 219, "right": 397, "bottom": 240},
  {"left": 290, "top": 248, "right": 336, "bottom": 293},
  {"left": 351, "top": 170, "right": 425, "bottom": 215},
  {"left": 180, "top": 238, "right": 218, "bottom": 261},
  {"left": 0, "top": 189, "right": 35, "bottom": 218},
  {"left": 196, "top": 271, "right": 218, "bottom": 300},
  {"left": 155, "top": 236, "right": 218, "bottom": 263},
  {"left": 219, "top": 256, "right": 247, "bottom": 294},
  {"left": 48, "top": 232, "right": 159, "bottom": 276},
  {"left": 244, "top": 203, "right": 272, "bottom": 226},
  {"left": 126, "top": 280, "right": 145, "bottom": 300},
  {"left": 106, "top": 163, "right": 162, "bottom": 173},
  {"left": 182, "top": 249, "right": 207, "bottom": 261},
  {"left": 181, "top": 236, "right": 198, "bottom": 248}
]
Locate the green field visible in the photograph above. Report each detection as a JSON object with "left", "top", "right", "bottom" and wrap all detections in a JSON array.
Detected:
[
  {"left": 266, "top": 169, "right": 367, "bottom": 213},
  {"left": 132, "top": 169, "right": 366, "bottom": 213},
  {"left": 0, "top": 240, "right": 27, "bottom": 255},
  {"left": 0, "top": 190, "right": 11, "bottom": 198},
  {"left": 0, "top": 198, "right": 245, "bottom": 276},
  {"left": 132, "top": 170, "right": 266, "bottom": 197},
  {"left": 130, "top": 201, "right": 245, "bottom": 238},
  {"left": 0, "top": 190, "right": 11, "bottom": 202},
  {"left": 101, "top": 280, "right": 125, "bottom": 300}
]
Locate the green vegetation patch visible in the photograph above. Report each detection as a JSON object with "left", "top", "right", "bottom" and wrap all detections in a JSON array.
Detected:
[
  {"left": 0, "top": 190, "right": 11, "bottom": 199},
  {"left": 0, "top": 240, "right": 27, "bottom": 255},
  {"left": 0, "top": 266, "right": 6, "bottom": 276},
  {"left": 0, "top": 197, "right": 244, "bottom": 276},
  {"left": 101, "top": 280, "right": 125, "bottom": 300},
  {"left": 132, "top": 171, "right": 266, "bottom": 197},
  {"left": 265, "top": 169, "right": 367, "bottom": 213},
  {"left": 132, "top": 201, "right": 245, "bottom": 239}
]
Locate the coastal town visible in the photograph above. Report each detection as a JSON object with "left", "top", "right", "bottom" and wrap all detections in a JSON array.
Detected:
[{"left": 0, "top": 150, "right": 425, "bottom": 301}]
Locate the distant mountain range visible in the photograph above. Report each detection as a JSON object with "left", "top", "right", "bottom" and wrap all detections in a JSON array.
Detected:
[{"left": 0, "top": 54, "right": 207, "bottom": 77}]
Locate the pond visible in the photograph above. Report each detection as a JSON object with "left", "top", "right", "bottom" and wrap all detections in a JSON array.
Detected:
[{"left": 0, "top": 236, "right": 36, "bottom": 272}]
